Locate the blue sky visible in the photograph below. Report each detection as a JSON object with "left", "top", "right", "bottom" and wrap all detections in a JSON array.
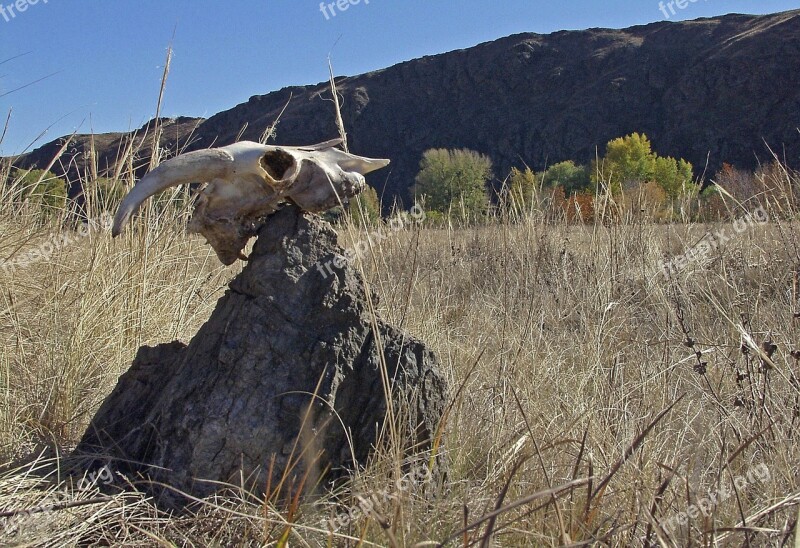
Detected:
[{"left": 0, "top": 0, "right": 797, "bottom": 155}]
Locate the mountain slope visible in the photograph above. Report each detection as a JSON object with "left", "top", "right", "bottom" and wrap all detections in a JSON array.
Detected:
[{"left": 14, "top": 10, "right": 800, "bottom": 205}]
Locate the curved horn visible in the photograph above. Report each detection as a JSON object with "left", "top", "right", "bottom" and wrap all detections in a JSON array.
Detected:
[
  {"left": 296, "top": 138, "right": 344, "bottom": 151},
  {"left": 291, "top": 139, "right": 389, "bottom": 174},
  {"left": 313, "top": 147, "right": 391, "bottom": 174},
  {"left": 112, "top": 148, "right": 234, "bottom": 237},
  {"left": 340, "top": 155, "right": 391, "bottom": 174}
]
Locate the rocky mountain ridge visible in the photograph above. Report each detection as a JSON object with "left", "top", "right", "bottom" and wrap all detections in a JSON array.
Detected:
[{"left": 12, "top": 9, "right": 800, "bottom": 205}]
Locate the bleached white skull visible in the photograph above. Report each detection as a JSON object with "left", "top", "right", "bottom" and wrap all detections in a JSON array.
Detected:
[{"left": 112, "top": 139, "right": 389, "bottom": 264}]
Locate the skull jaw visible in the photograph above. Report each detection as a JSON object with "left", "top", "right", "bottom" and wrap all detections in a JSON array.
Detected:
[
  {"left": 188, "top": 214, "right": 268, "bottom": 266},
  {"left": 188, "top": 183, "right": 283, "bottom": 265}
]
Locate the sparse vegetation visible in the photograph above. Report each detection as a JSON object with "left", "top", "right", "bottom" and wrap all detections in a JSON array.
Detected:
[
  {"left": 541, "top": 160, "right": 591, "bottom": 194},
  {"left": 1, "top": 135, "right": 800, "bottom": 546},
  {"left": 6, "top": 168, "right": 68, "bottom": 213},
  {"left": 413, "top": 148, "right": 493, "bottom": 221},
  {"left": 591, "top": 132, "right": 696, "bottom": 198}
]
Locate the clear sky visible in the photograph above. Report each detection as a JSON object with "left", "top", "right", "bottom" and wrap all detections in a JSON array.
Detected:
[{"left": 0, "top": 0, "right": 797, "bottom": 155}]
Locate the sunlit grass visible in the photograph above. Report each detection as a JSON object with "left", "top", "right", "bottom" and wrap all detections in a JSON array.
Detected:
[{"left": 1, "top": 142, "right": 800, "bottom": 545}]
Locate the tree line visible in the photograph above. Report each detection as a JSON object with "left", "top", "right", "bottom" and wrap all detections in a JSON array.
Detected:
[
  {"left": 412, "top": 132, "right": 787, "bottom": 223},
  {"left": 6, "top": 132, "right": 789, "bottom": 224}
]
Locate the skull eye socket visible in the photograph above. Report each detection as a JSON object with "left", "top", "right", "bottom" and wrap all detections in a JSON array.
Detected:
[{"left": 260, "top": 150, "right": 295, "bottom": 180}]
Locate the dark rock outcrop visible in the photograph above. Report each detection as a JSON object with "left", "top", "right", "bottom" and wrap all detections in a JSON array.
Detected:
[
  {"left": 11, "top": 117, "right": 204, "bottom": 200},
  {"left": 75, "top": 206, "right": 448, "bottom": 508},
  {"left": 14, "top": 10, "right": 800, "bottom": 206}
]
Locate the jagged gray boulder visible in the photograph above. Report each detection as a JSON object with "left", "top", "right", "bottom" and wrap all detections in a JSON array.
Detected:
[{"left": 75, "top": 206, "right": 447, "bottom": 508}]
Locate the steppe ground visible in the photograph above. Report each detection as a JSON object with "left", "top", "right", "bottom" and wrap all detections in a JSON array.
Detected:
[{"left": 1, "top": 172, "right": 800, "bottom": 547}]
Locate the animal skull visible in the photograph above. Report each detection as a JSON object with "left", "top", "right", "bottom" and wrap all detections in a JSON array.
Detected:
[{"left": 112, "top": 139, "right": 389, "bottom": 265}]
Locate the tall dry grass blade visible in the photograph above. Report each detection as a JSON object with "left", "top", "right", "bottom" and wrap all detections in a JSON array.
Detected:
[
  {"left": 0, "top": 495, "right": 114, "bottom": 518},
  {"left": 235, "top": 122, "right": 249, "bottom": 142},
  {"left": 328, "top": 58, "right": 348, "bottom": 153},
  {"left": 463, "top": 504, "right": 469, "bottom": 547},
  {"left": 510, "top": 386, "right": 569, "bottom": 543},
  {"left": 35, "top": 131, "right": 76, "bottom": 185},
  {"left": 643, "top": 468, "right": 677, "bottom": 546},
  {"left": 260, "top": 94, "right": 293, "bottom": 145},
  {"left": 323, "top": 58, "right": 399, "bottom": 472},
  {"left": 149, "top": 43, "right": 173, "bottom": 171},
  {"left": 436, "top": 478, "right": 592, "bottom": 547},
  {"left": 273, "top": 369, "right": 331, "bottom": 501},
  {"left": 0, "top": 70, "right": 62, "bottom": 99},
  {"left": 478, "top": 455, "right": 530, "bottom": 548},
  {"left": 430, "top": 350, "right": 483, "bottom": 472},
  {"left": 0, "top": 109, "right": 11, "bottom": 148},
  {"left": 590, "top": 394, "right": 685, "bottom": 502}
]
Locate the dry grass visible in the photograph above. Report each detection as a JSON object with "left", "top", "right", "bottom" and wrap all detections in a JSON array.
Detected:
[{"left": 1, "top": 150, "right": 800, "bottom": 546}]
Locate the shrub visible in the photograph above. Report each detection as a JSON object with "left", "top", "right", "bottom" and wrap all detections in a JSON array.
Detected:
[
  {"left": 621, "top": 180, "right": 670, "bottom": 221},
  {"left": 10, "top": 168, "right": 67, "bottom": 212},
  {"left": 704, "top": 161, "right": 795, "bottom": 219},
  {"left": 592, "top": 133, "right": 656, "bottom": 194},
  {"left": 754, "top": 161, "right": 798, "bottom": 210},
  {"left": 712, "top": 163, "right": 758, "bottom": 203},
  {"left": 542, "top": 161, "right": 590, "bottom": 194},
  {"left": 563, "top": 191, "right": 595, "bottom": 223},
  {"left": 413, "top": 148, "right": 492, "bottom": 220},
  {"left": 653, "top": 156, "right": 695, "bottom": 199},
  {"left": 592, "top": 133, "right": 695, "bottom": 199}
]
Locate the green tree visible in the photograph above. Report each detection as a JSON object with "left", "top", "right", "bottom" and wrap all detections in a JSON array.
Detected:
[
  {"left": 653, "top": 156, "right": 695, "bottom": 198},
  {"left": 592, "top": 133, "right": 695, "bottom": 198},
  {"left": 592, "top": 133, "right": 656, "bottom": 193},
  {"left": 413, "top": 148, "right": 492, "bottom": 219},
  {"left": 12, "top": 168, "right": 67, "bottom": 212},
  {"left": 542, "top": 161, "right": 590, "bottom": 194}
]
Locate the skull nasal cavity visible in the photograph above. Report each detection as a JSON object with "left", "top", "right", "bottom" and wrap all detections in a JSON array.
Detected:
[{"left": 261, "top": 150, "right": 295, "bottom": 180}]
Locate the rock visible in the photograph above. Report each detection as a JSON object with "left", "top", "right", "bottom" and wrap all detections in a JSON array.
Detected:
[{"left": 75, "top": 206, "right": 448, "bottom": 509}]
